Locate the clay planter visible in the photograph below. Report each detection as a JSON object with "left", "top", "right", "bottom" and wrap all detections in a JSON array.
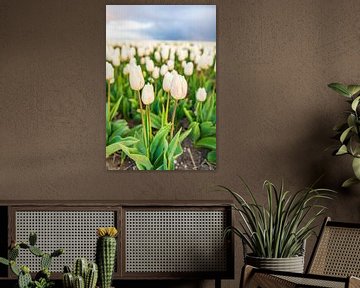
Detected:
[{"left": 245, "top": 254, "right": 305, "bottom": 273}]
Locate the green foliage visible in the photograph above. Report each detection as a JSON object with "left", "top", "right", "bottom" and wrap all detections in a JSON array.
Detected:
[
  {"left": 221, "top": 179, "right": 335, "bottom": 258},
  {"left": 328, "top": 82, "right": 360, "bottom": 187},
  {"left": 0, "top": 232, "right": 63, "bottom": 288}
]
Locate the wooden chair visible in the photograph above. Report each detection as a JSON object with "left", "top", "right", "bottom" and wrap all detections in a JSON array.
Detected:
[{"left": 241, "top": 217, "right": 360, "bottom": 288}]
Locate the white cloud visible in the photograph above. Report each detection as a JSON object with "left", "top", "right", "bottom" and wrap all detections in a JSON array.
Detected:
[{"left": 106, "top": 20, "right": 154, "bottom": 40}]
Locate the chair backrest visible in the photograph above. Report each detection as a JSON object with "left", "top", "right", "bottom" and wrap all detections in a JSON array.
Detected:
[{"left": 307, "top": 217, "right": 360, "bottom": 277}]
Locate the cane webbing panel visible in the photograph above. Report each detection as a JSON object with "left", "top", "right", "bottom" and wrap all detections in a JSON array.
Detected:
[
  {"left": 125, "top": 210, "right": 227, "bottom": 273},
  {"left": 277, "top": 275, "right": 345, "bottom": 288},
  {"left": 309, "top": 226, "right": 360, "bottom": 277},
  {"left": 15, "top": 211, "right": 115, "bottom": 272}
]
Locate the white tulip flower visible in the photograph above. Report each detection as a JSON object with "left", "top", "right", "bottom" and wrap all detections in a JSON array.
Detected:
[
  {"left": 196, "top": 87, "right": 207, "bottom": 102},
  {"left": 167, "top": 59, "right": 174, "bottom": 71},
  {"left": 123, "top": 64, "right": 131, "bottom": 75},
  {"left": 140, "top": 57, "right": 145, "bottom": 65},
  {"left": 146, "top": 59, "right": 155, "bottom": 72},
  {"left": 129, "top": 65, "right": 145, "bottom": 91},
  {"left": 141, "top": 84, "right": 155, "bottom": 105},
  {"left": 162, "top": 72, "right": 173, "bottom": 92},
  {"left": 160, "top": 64, "right": 168, "bottom": 76},
  {"left": 170, "top": 74, "right": 187, "bottom": 100},
  {"left": 129, "top": 57, "right": 137, "bottom": 65},
  {"left": 161, "top": 46, "right": 170, "bottom": 61},
  {"left": 154, "top": 51, "right": 161, "bottom": 62},
  {"left": 152, "top": 66, "right": 160, "bottom": 79},
  {"left": 184, "top": 62, "right": 194, "bottom": 76},
  {"left": 137, "top": 47, "right": 145, "bottom": 57},
  {"left": 112, "top": 56, "right": 120, "bottom": 67},
  {"left": 106, "top": 62, "right": 114, "bottom": 83}
]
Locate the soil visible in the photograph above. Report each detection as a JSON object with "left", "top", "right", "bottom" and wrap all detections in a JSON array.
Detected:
[{"left": 106, "top": 138, "right": 215, "bottom": 171}]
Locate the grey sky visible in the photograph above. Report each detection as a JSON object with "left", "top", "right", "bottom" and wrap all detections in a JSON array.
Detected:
[{"left": 106, "top": 5, "right": 216, "bottom": 41}]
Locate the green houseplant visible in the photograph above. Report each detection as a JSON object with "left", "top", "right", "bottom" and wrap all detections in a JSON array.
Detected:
[
  {"left": 328, "top": 83, "right": 360, "bottom": 187},
  {"left": 221, "top": 179, "right": 334, "bottom": 272}
]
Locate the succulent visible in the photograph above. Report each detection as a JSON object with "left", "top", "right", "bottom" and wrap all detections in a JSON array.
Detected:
[
  {"left": 0, "top": 232, "right": 63, "bottom": 288},
  {"left": 96, "top": 227, "right": 118, "bottom": 288},
  {"left": 63, "top": 259, "right": 98, "bottom": 288}
]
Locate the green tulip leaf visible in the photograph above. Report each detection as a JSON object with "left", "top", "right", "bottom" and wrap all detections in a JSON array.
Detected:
[
  {"left": 150, "top": 124, "right": 170, "bottom": 161},
  {"left": 195, "top": 137, "right": 216, "bottom": 150},
  {"left": 189, "top": 122, "right": 200, "bottom": 142},
  {"left": 150, "top": 112, "right": 162, "bottom": 129},
  {"left": 200, "top": 121, "right": 216, "bottom": 137},
  {"left": 207, "top": 150, "right": 216, "bottom": 164}
]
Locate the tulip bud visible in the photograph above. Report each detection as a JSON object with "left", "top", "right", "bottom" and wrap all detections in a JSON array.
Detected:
[
  {"left": 196, "top": 87, "right": 207, "bottom": 102},
  {"left": 129, "top": 57, "right": 137, "bottom": 65},
  {"left": 154, "top": 51, "right": 161, "bottom": 62},
  {"left": 146, "top": 59, "right": 155, "bottom": 72},
  {"left": 170, "top": 74, "right": 187, "bottom": 100},
  {"left": 160, "top": 64, "right": 168, "bottom": 76},
  {"left": 167, "top": 59, "right": 174, "bottom": 71},
  {"left": 140, "top": 57, "right": 145, "bottom": 65},
  {"left": 106, "top": 62, "right": 114, "bottom": 83},
  {"left": 141, "top": 83, "right": 155, "bottom": 105},
  {"left": 162, "top": 72, "right": 173, "bottom": 92},
  {"left": 184, "top": 62, "right": 194, "bottom": 76},
  {"left": 152, "top": 66, "right": 160, "bottom": 79},
  {"left": 129, "top": 65, "right": 145, "bottom": 91}
]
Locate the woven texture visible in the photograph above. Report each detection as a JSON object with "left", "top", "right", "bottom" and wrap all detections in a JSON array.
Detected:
[
  {"left": 125, "top": 210, "right": 227, "bottom": 272},
  {"left": 15, "top": 211, "right": 115, "bottom": 272},
  {"left": 277, "top": 275, "right": 345, "bottom": 288},
  {"left": 309, "top": 226, "right": 360, "bottom": 277}
]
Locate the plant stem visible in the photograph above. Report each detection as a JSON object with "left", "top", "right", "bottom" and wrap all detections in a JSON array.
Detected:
[
  {"left": 165, "top": 92, "right": 170, "bottom": 124},
  {"left": 137, "top": 90, "right": 147, "bottom": 154},
  {"left": 107, "top": 81, "right": 111, "bottom": 119},
  {"left": 170, "top": 99, "right": 178, "bottom": 139}
]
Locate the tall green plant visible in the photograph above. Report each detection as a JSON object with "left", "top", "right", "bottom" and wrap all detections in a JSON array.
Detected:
[
  {"left": 328, "top": 82, "right": 360, "bottom": 187},
  {"left": 221, "top": 179, "right": 334, "bottom": 258}
]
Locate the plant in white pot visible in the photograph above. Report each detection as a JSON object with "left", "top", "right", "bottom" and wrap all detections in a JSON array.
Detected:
[{"left": 221, "top": 179, "right": 334, "bottom": 273}]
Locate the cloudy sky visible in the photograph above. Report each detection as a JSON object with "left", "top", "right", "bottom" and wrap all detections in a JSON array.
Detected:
[{"left": 106, "top": 5, "right": 216, "bottom": 41}]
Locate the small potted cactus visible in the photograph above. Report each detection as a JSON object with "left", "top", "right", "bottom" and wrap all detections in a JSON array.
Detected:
[
  {"left": 0, "top": 232, "right": 64, "bottom": 288},
  {"left": 63, "top": 258, "right": 98, "bottom": 288},
  {"left": 96, "top": 227, "right": 118, "bottom": 288}
]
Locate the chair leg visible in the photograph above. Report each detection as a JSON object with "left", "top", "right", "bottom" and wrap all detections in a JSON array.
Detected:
[{"left": 215, "top": 278, "right": 221, "bottom": 288}]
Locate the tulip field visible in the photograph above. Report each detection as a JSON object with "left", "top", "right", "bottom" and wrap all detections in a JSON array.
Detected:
[{"left": 105, "top": 41, "right": 216, "bottom": 170}]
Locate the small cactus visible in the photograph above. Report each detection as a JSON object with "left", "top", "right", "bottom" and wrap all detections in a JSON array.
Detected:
[
  {"left": 74, "top": 258, "right": 88, "bottom": 279},
  {"left": 85, "top": 263, "right": 98, "bottom": 288},
  {"left": 63, "top": 259, "right": 98, "bottom": 288},
  {"left": 74, "top": 275, "right": 85, "bottom": 288},
  {"left": 0, "top": 232, "right": 63, "bottom": 288},
  {"left": 96, "top": 227, "right": 118, "bottom": 288},
  {"left": 18, "top": 268, "right": 32, "bottom": 288}
]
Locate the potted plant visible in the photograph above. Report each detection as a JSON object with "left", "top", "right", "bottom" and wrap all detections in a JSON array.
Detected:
[
  {"left": 328, "top": 82, "right": 360, "bottom": 187},
  {"left": 221, "top": 179, "right": 334, "bottom": 273}
]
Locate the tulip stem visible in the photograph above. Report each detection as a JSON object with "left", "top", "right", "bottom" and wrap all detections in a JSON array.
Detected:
[
  {"left": 107, "top": 81, "right": 111, "bottom": 119},
  {"left": 170, "top": 99, "right": 178, "bottom": 139},
  {"left": 146, "top": 105, "right": 152, "bottom": 144},
  {"left": 137, "top": 90, "right": 147, "bottom": 154},
  {"left": 165, "top": 92, "right": 170, "bottom": 124}
]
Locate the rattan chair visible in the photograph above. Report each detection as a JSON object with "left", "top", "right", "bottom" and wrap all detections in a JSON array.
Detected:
[{"left": 241, "top": 217, "right": 360, "bottom": 288}]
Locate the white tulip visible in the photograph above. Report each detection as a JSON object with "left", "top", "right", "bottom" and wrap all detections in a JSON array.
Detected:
[
  {"left": 154, "top": 51, "right": 161, "bottom": 62},
  {"left": 112, "top": 56, "right": 120, "bottom": 67},
  {"left": 140, "top": 57, "right": 145, "bottom": 65},
  {"left": 160, "top": 64, "right": 168, "bottom": 76},
  {"left": 129, "top": 65, "right": 145, "bottom": 91},
  {"left": 137, "top": 47, "right": 145, "bottom": 57},
  {"left": 196, "top": 87, "right": 207, "bottom": 102},
  {"left": 146, "top": 59, "right": 155, "bottom": 72},
  {"left": 129, "top": 57, "right": 137, "bottom": 65},
  {"left": 162, "top": 72, "right": 173, "bottom": 92},
  {"left": 170, "top": 74, "right": 187, "bottom": 100},
  {"left": 106, "top": 62, "right": 114, "bottom": 83},
  {"left": 141, "top": 84, "right": 155, "bottom": 105},
  {"left": 184, "top": 62, "right": 194, "bottom": 76},
  {"left": 123, "top": 63, "right": 130, "bottom": 75},
  {"left": 181, "top": 60, "right": 186, "bottom": 68},
  {"left": 167, "top": 59, "right": 174, "bottom": 71},
  {"left": 152, "top": 66, "right": 160, "bottom": 79},
  {"left": 161, "top": 46, "right": 170, "bottom": 61}
]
